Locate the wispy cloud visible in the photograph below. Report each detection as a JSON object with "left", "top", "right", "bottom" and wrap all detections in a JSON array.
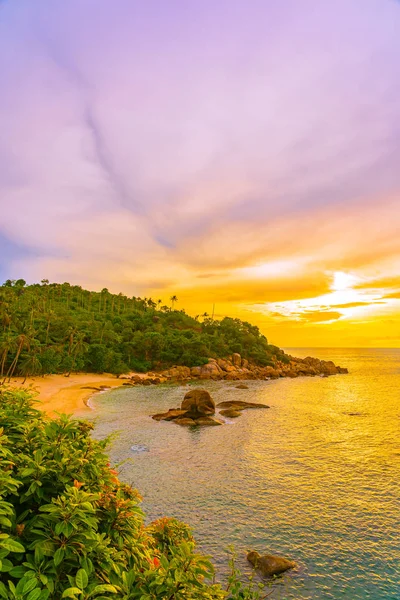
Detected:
[{"left": 0, "top": 0, "right": 400, "bottom": 345}]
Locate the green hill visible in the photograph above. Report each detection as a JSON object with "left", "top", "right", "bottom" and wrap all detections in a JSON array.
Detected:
[{"left": 0, "top": 279, "right": 289, "bottom": 380}]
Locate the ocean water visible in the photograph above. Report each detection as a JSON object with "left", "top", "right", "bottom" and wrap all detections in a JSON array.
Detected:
[{"left": 83, "top": 349, "right": 400, "bottom": 599}]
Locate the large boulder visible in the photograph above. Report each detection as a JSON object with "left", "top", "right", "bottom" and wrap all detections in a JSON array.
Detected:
[
  {"left": 232, "top": 353, "right": 242, "bottom": 367},
  {"left": 190, "top": 363, "right": 222, "bottom": 379},
  {"left": 181, "top": 389, "right": 216, "bottom": 418},
  {"left": 320, "top": 360, "right": 339, "bottom": 375},
  {"left": 247, "top": 551, "right": 296, "bottom": 577}
]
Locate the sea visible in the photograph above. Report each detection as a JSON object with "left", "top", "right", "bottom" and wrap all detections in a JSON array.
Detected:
[{"left": 81, "top": 348, "right": 400, "bottom": 599}]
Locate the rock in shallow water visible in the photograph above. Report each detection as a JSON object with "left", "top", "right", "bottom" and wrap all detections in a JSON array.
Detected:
[
  {"left": 195, "top": 416, "right": 223, "bottom": 426},
  {"left": 181, "top": 389, "right": 216, "bottom": 418},
  {"left": 220, "top": 409, "right": 242, "bottom": 418},
  {"left": 247, "top": 550, "right": 296, "bottom": 577},
  {"left": 217, "top": 400, "right": 269, "bottom": 410}
]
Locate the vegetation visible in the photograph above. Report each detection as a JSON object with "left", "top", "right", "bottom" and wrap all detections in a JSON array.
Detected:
[
  {"left": 0, "top": 388, "right": 268, "bottom": 599},
  {"left": 0, "top": 280, "right": 289, "bottom": 380}
]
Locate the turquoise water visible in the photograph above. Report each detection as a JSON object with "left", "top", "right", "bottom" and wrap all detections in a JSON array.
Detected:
[{"left": 84, "top": 349, "right": 400, "bottom": 599}]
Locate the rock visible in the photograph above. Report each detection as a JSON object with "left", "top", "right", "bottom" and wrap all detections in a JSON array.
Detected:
[
  {"left": 338, "top": 367, "right": 348, "bottom": 374},
  {"left": 235, "top": 384, "right": 249, "bottom": 389},
  {"left": 232, "top": 353, "right": 242, "bottom": 367},
  {"left": 247, "top": 551, "right": 296, "bottom": 577},
  {"left": 175, "top": 417, "right": 197, "bottom": 426},
  {"left": 195, "top": 416, "right": 223, "bottom": 426},
  {"left": 320, "top": 360, "right": 339, "bottom": 375},
  {"left": 285, "top": 370, "right": 298, "bottom": 378},
  {"left": 217, "top": 400, "right": 269, "bottom": 410},
  {"left": 264, "top": 367, "right": 280, "bottom": 378},
  {"left": 181, "top": 389, "right": 215, "bottom": 417},
  {"left": 190, "top": 363, "right": 222, "bottom": 379},
  {"left": 220, "top": 409, "right": 242, "bottom": 418},
  {"left": 152, "top": 409, "right": 188, "bottom": 421}
]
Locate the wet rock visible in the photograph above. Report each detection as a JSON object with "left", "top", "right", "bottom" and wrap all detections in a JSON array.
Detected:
[
  {"left": 247, "top": 551, "right": 296, "bottom": 577},
  {"left": 175, "top": 417, "right": 197, "bottom": 426},
  {"left": 195, "top": 416, "right": 223, "bottom": 426},
  {"left": 220, "top": 409, "right": 242, "bottom": 418},
  {"left": 236, "top": 384, "right": 249, "bottom": 389},
  {"left": 181, "top": 389, "right": 215, "bottom": 417},
  {"left": 217, "top": 400, "right": 269, "bottom": 410},
  {"left": 152, "top": 409, "right": 188, "bottom": 421}
]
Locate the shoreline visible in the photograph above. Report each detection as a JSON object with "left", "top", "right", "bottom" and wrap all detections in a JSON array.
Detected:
[
  {"left": 3, "top": 353, "right": 347, "bottom": 417},
  {"left": 5, "top": 373, "right": 127, "bottom": 416}
]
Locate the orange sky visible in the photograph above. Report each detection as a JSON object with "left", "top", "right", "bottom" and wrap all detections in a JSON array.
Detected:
[{"left": 1, "top": 0, "right": 400, "bottom": 347}]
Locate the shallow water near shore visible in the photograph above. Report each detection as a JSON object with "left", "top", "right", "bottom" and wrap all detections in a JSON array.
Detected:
[{"left": 84, "top": 348, "right": 400, "bottom": 599}]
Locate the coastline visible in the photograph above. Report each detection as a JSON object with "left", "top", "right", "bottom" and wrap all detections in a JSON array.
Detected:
[
  {"left": 5, "top": 373, "right": 126, "bottom": 416},
  {"left": 3, "top": 352, "right": 347, "bottom": 417}
]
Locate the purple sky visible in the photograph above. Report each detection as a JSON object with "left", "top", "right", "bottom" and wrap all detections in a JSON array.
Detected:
[{"left": 0, "top": 0, "right": 399, "bottom": 316}]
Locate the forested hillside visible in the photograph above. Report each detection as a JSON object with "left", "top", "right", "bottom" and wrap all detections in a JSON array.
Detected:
[{"left": 0, "top": 279, "right": 288, "bottom": 380}]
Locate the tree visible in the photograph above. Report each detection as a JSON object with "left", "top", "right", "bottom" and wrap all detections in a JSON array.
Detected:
[
  {"left": 6, "top": 330, "right": 33, "bottom": 382},
  {"left": 170, "top": 295, "right": 178, "bottom": 309},
  {"left": 0, "top": 332, "right": 16, "bottom": 378},
  {"left": 0, "top": 388, "right": 265, "bottom": 599},
  {"left": 19, "top": 350, "right": 42, "bottom": 383}
]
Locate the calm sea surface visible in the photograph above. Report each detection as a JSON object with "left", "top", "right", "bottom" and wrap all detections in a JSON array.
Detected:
[{"left": 83, "top": 349, "right": 400, "bottom": 599}]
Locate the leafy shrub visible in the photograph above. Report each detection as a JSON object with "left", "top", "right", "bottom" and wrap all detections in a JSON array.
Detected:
[{"left": 0, "top": 388, "right": 266, "bottom": 599}]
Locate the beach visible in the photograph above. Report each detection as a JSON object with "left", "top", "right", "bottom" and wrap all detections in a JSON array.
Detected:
[{"left": 5, "top": 373, "right": 126, "bottom": 416}]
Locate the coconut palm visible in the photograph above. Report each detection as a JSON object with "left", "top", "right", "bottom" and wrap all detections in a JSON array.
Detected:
[
  {"left": 6, "top": 329, "right": 34, "bottom": 381},
  {"left": 170, "top": 295, "right": 178, "bottom": 310},
  {"left": 19, "top": 350, "right": 42, "bottom": 383},
  {"left": 0, "top": 332, "right": 17, "bottom": 379}
]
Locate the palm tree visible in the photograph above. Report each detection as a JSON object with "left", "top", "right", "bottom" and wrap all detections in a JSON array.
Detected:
[
  {"left": 19, "top": 351, "right": 42, "bottom": 384},
  {"left": 170, "top": 295, "right": 178, "bottom": 310},
  {"left": 0, "top": 332, "right": 17, "bottom": 379},
  {"left": 6, "top": 330, "right": 33, "bottom": 381},
  {"left": 65, "top": 326, "right": 79, "bottom": 355}
]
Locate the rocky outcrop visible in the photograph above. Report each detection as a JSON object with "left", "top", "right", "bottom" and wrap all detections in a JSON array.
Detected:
[
  {"left": 130, "top": 352, "right": 347, "bottom": 385},
  {"left": 181, "top": 389, "right": 215, "bottom": 418},
  {"left": 247, "top": 551, "right": 296, "bottom": 577},
  {"left": 151, "top": 389, "right": 222, "bottom": 426}
]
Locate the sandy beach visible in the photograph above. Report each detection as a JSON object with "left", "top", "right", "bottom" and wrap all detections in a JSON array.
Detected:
[{"left": 5, "top": 373, "right": 126, "bottom": 416}]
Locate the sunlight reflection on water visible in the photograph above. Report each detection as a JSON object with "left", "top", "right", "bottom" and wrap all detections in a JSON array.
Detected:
[{"left": 83, "top": 348, "right": 400, "bottom": 599}]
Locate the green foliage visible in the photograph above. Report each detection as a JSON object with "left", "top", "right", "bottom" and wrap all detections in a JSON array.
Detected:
[
  {"left": 0, "top": 388, "right": 267, "bottom": 599},
  {"left": 0, "top": 281, "right": 288, "bottom": 378}
]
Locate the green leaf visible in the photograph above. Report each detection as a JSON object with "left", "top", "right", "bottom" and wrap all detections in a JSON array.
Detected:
[
  {"left": 9, "top": 565, "right": 26, "bottom": 578},
  {"left": 0, "top": 582, "right": 8, "bottom": 600},
  {"left": 89, "top": 584, "right": 118, "bottom": 595},
  {"left": 0, "top": 538, "right": 25, "bottom": 553},
  {"left": 0, "top": 559, "right": 13, "bottom": 572},
  {"left": 75, "top": 568, "right": 88, "bottom": 591},
  {"left": 22, "top": 578, "right": 38, "bottom": 595},
  {"left": 62, "top": 587, "right": 82, "bottom": 598},
  {"left": 53, "top": 547, "right": 65, "bottom": 567},
  {"left": 26, "top": 589, "right": 42, "bottom": 600}
]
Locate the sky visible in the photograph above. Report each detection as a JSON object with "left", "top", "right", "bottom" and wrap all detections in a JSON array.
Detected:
[{"left": 1, "top": 0, "right": 400, "bottom": 347}]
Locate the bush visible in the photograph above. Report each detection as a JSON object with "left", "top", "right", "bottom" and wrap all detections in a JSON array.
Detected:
[{"left": 0, "top": 388, "right": 269, "bottom": 599}]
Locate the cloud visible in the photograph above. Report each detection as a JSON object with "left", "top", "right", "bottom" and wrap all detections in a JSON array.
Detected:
[{"left": 1, "top": 0, "right": 400, "bottom": 346}]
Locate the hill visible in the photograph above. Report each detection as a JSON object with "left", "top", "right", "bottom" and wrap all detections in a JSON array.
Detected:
[{"left": 0, "top": 279, "right": 289, "bottom": 381}]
